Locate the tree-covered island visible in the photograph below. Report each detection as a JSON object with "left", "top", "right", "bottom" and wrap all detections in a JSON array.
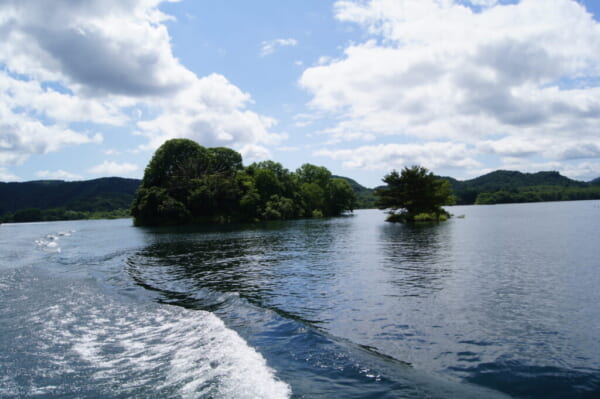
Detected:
[
  {"left": 375, "top": 165, "right": 454, "bottom": 223},
  {"left": 131, "top": 139, "right": 357, "bottom": 226}
]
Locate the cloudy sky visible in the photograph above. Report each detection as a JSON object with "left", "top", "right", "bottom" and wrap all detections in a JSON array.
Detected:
[{"left": 1, "top": 0, "right": 600, "bottom": 187}]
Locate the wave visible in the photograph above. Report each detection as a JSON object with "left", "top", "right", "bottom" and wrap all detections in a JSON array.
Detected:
[
  {"left": 34, "top": 230, "right": 75, "bottom": 253},
  {"left": 0, "top": 268, "right": 291, "bottom": 399}
]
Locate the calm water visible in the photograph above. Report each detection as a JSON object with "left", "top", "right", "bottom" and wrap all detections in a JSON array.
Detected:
[{"left": 1, "top": 201, "right": 599, "bottom": 398}]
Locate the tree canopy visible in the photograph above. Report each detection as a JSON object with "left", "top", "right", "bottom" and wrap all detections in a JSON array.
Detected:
[
  {"left": 375, "top": 165, "right": 454, "bottom": 222},
  {"left": 131, "top": 139, "right": 357, "bottom": 226}
]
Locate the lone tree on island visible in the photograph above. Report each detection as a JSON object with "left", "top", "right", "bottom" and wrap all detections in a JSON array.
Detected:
[{"left": 375, "top": 165, "right": 454, "bottom": 223}]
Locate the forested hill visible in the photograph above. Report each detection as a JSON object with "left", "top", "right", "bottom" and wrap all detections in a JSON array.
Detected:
[
  {"left": 332, "top": 175, "right": 376, "bottom": 208},
  {"left": 440, "top": 170, "right": 600, "bottom": 205},
  {"left": 0, "top": 177, "right": 141, "bottom": 222},
  {"left": 2, "top": 170, "right": 600, "bottom": 222}
]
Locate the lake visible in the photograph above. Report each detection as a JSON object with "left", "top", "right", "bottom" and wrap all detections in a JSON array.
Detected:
[{"left": 1, "top": 201, "right": 599, "bottom": 398}]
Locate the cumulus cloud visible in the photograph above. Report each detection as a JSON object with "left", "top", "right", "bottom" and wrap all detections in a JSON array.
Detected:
[
  {"left": 316, "top": 142, "right": 481, "bottom": 171},
  {"left": 302, "top": 0, "right": 600, "bottom": 176},
  {"left": 260, "top": 38, "right": 298, "bottom": 56},
  {"left": 0, "top": 0, "right": 280, "bottom": 170},
  {"left": 36, "top": 170, "right": 82, "bottom": 180},
  {"left": 136, "top": 74, "right": 284, "bottom": 153},
  {"left": 0, "top": 71, "right": 127, "bottom": 125},
  {"left": 88, "top": 161, "right": 139, "bottom": 176},
  {"left": 0, "top": 102, "right": 103, "bottom": 167},
  {"left": 0, "top": 0, "right": 191, "bottom": 96},
  {"left": 496, "top": 158, "right": 600, "bottom": 181}
]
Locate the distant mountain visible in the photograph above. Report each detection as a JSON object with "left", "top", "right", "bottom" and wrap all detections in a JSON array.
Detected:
[
  {"left": 2, "top": 170, "right": 599, "bottom": 222},
  {"left": 0, "top": 177, "right": 141, "bottom": 219},
  {"left": 439, "top": 170, "right": 599, "bottom": 205}
]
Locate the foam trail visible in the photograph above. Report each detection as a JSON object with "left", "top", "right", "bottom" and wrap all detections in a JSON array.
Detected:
[{"left": 1, "top": 270, "right": 291, "bottom": 399}]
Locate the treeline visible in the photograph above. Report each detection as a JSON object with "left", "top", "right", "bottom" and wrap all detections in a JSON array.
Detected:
[
  {"left": 0, "top": 178, "right": 139, "bottom": 223},
  {"left": 441, "top": 170, "right": 600, "bottom": 205},
  {"left": 3, "top": 158, "right": 599, "bottom": 225},
  {"left": 131, "top": 139, "right": 357, "bottom": 226},
  {"left": 474, "top": 185, "right": 600, "bottom": 204},
  {"left": 333, "top": 175, "right": 376, "bottom": 209}
]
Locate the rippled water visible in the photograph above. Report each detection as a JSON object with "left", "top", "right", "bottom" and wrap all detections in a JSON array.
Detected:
[{"left": 1, "top": 201, "right": 599, "bottom": 398}]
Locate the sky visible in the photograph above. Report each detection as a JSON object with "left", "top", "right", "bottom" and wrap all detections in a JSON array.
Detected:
[{"left": 1, "top": 0, "right": 600, "bottom": 188}]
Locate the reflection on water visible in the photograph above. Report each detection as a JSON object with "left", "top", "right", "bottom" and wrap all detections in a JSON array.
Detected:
[
  {"left": 125, "top": 213, "right": 513, "bottom": 399},
  {"left": 122, "top": 204, "right": 600, "bottom": 399},
  {"left": 128, "top": 218, "right": 346, "bottom": 323},
  {"left": 126, "top": 212, "right": 461, "bottom": 370},
  {"left": 378, "top": 222, "right": 452, "bottom": 297}
]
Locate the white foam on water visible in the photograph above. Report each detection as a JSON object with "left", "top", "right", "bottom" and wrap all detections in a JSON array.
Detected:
[
  {"left": 34, "top": 285, "right": 291, "bottom": 399},
  {"left": 35, "top": 234, "right": 62, "bottom": 253},
  {"left": 32, "top": 230, "right": 76, "bottom": 253}
]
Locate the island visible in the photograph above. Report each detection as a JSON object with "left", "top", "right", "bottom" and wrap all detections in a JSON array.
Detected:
[
  {"left": 131, "top": 139, "right": 357, "bottom": 226},
  {"left": 375, "top": 165, "right": 454, "bottom": 222}
]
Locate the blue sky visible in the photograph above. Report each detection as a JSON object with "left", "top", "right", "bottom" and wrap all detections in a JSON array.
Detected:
[{"left": 1, "top": 0, "right": 600, "bottom": 187}]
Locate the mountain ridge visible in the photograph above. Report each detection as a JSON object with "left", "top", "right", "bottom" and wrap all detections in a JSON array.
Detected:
[{"left": 1, "top": 170, "right": 600, "bottom": 221}]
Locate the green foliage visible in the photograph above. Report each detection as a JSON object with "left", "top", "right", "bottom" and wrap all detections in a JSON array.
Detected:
[
  {"left": 375, "top": 165, "right": 453, "bottom": 223},
  {"left": 474, "top": 185, "right": 600, "bottom": 204},
  {"left": 311, "top": 209, "right": 324, "bottom": 218},
  {"left": 332, "top": 175, "right": 375, "bottom": 209},
  {"left": 327, "top": 178, "right": 357, "bottom": 215},
  {"left": 296, "top": 164, "right": 331, "bottom": 187},
  {"left": 441, "top": 170, "right": 598, "bottom": 205},
  {"left": 132, "top": 139, "right": 357, "bottom": 226},
  {"left": 131, "top": 187, "right": 189, "bottom": 226},
  {"left": 0, "top": 177, "right": 140, "bottom": 223},
  {"left": 141, "top": 139, "right": 210, "bottom": 189},
  {"left": 13, "top": 208, "right": 43, "bottom": 223},
  {"left": 413, "top": 212, "right": 449, "bottom": 222}
]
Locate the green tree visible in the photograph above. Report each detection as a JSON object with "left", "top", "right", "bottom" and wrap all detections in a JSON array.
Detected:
[
  {"left": 132, "top": 139, "right": 357, "bottom": 225},
  {"left": 375, "top": 165, "right": 454, "bottom": 222},
  {"left": 13, "top": 208, "right": 43, "bottom": 223},
  {"left": 296, "top": 164, "right": 331, "bottom": 188},
  {"left": 326, "top": 178, "right": 357, "bottom": 216},
  {"left": 131, "top": 187, "right": 190, "bottom": 226},
  {"left": 300, "top": 182, "right": 325, "bottom": 215},
  {"left": 141, "top": 139, "right": 211, "bottom": 191},
  {"left": 208, "top": 147, "right": 243, "bottom": 175}
]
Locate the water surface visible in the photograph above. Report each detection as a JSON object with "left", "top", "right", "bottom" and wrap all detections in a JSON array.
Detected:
[{"left": 1, "top": 201, "right": 599, "bottom": 398}]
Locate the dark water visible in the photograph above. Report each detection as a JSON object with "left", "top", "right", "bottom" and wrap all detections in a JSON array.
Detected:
[{"left": 1, "top": 201, "right": 599, "bottom": 398}]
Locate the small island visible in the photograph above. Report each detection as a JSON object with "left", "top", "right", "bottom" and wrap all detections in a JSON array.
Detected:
[
  {"left": 375, "top": 165, "right": 454, "bottom": 223},
  {"left": 131, "top": 139, "right": 357, "bottom": 226}
]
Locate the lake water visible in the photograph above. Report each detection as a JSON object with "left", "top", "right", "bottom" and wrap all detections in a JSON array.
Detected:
[{"left": 1, "top": 201, "right": 599, "bottom": 398}]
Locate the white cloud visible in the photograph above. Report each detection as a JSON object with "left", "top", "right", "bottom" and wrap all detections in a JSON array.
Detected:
[
  {"left": 315, "top": 142, "right": 481, "bottom": 172},
  {"left": 88, "top": 161, "right": 139, "bottom": 176},
  {"left": 0, "top": 102, "right": 103, "bottom": 167},
  {"left": 238, "top": 144, "right": 272, "bottom": 162},
  {"left": 0, "top": 168, "right": 20, "bottom": 181},
  {"left": 0, "top": 71, "right": 128, "bottom": 125},
  {"left": 497, "top": 158, "right": 600, "bottom": 182},
  {"left": 36, "top": 170, "right": 82, "bottom": 180},
  {"left": 468, "top": 0, "right": 499, "bottom": 7},
  {"left": 0, "top": 0, "right": 280, "bottom": 169},
  {"left": 301, "top": 0, "right": 600, "bottom": 174},
  {"left": 0, "top": 0, "right": 191, "bottom": 96},
  {"left": 260, "top": 38, "right": 298, "bottom": 56},
  {"left": 478, "top": 136, "right": 600, "bottom": 161},
  {"left": 135, "top": 74, "right": 285, "bottom": 156}
]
